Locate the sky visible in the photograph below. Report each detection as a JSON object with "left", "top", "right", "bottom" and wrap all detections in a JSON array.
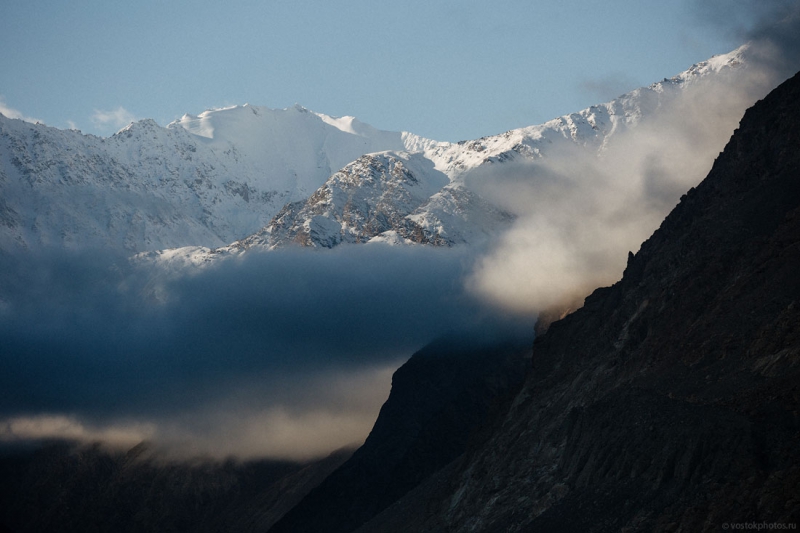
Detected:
[{"left": 0, "top": 0, "right": 772, "bottom": 141}]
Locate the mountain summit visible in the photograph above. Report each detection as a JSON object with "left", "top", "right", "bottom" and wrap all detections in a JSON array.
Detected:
[
  {"left": 0, "top": 104, "right": 408, "bottom": 252},
  {"left": 0, "top": 46, "right": 767, "bottom": 256}
]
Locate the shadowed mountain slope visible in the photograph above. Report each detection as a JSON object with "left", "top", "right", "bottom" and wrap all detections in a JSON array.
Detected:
[
  {"left": 0, "top": 442, "right": 353, "bottom": 533},
  {"left": 268, "top": 335, "right": 530, "bottom": 533},
  {"left": 359, "top": 70, "right": 800, "bottom": 532}
]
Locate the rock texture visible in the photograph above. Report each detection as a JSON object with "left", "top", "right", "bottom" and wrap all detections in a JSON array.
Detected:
[
  {"left": 268, "top": 335, "right": 531, "bottom": 533},
  {"left": 234, "top": 152, "right": 450, "bottom": 249},
  {"left": 359, "top": 71, "right": 800, "bottom": 532}
]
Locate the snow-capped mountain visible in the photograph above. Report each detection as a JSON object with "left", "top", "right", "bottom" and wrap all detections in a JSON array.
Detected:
[
  {"left": 0, "top": 44, "right": 764, "bottom": 259},
  {"left": 0, "top": 104, "right": 410, "bottom": 253},
  {"left": 222, "top": 44, "right": 759, "bottom": 252},
  {"left": 237, "top": 151, "right": 449, "bottom": 249}
]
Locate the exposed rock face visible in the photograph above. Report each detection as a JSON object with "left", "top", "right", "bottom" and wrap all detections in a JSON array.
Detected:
[
  {"left": 0, "top": 442, "right": 353, "bottom": 533},
  {"left": 359, "top": 71, "right": 800, "bottom": 532},
  {"left": 268, "top": 335, "right": 531, "bottom": 533},
  {"left": 234, "top": 152, "right": 450, "bottom": 249}
]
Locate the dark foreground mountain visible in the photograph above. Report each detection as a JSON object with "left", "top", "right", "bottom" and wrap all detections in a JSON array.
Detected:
[
  {"left": 355, "top": 71, "right": 800, "bottom": 531},
  {"left": 0, "top": 334, "right": 529, "bottom": 533},
  {"left": 0, "top": 442, "right": 352, "bottom": 533},
  {"left": 269, "top": 335, "right": 530, "bottom": 533}
]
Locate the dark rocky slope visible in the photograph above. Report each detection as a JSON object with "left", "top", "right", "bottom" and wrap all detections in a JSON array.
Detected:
[
  {"left": 359, "top": 71, "right": 800, "bottom": 532},
  {"left": 0, "top": 442, "right": 352, "bottom": 533},
  {"left": 268, "top": 335, "right": 530, "bottom": 533}
]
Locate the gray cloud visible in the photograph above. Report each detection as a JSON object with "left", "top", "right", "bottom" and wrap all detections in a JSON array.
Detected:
[
  {"left": 0, "top": 245, "right": 530, "bottom": 459},
  {"left": 687, "top": 0, "right": 800, "bottom": 76},
  {"left": 578, "top": 72, "right": 640, "bottom": 103},
  {"left": 688, "top": 0, "right": 796, "bottom": 36}
]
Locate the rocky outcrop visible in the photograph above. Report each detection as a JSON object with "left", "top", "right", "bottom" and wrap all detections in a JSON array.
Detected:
[
  {"left": 360, "top": 71, "right": 800, "bottom": 532},
  {"left": 234, "top": 152, "right": 450, "bottom": 249}
]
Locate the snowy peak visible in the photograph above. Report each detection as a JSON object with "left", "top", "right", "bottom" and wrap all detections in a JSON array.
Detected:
[
  {"left": 115, "top": 118, "right": 160, "bottom": 132},
  {"left": 315, "top": 112, "right": 369, "bottom": 136},
  {"left": 0, "top": 100, "right": 421, "bottom": 253},
  {"left": 167, "top": 103, "right": 410, "bottom": 200},
  {"left": 234, "top": 151, "right": 450, "bottom": 249},
  {"left": 168, "top": 103, "right": 403, "bottom": 149},
  {"left": 669, "top": 43, "right": 748, "bottom": 83},
  {"left": 227, "top": 43, "right": 766, "bottom": 252},
  {"left": 0, "top": 43, "right": 777, "bottom": 259}
]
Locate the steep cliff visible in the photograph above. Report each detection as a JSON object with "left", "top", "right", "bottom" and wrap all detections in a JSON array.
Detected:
[{"left": 269, "top": 335, "right": 530, "bottom": 533}]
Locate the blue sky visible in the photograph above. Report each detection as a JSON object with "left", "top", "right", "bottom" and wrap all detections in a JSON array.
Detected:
[{"left": 0, "top": 1, "right": 759, "bottom": 141}]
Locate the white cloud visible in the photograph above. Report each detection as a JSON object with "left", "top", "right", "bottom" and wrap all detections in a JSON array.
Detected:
[
  {"left": 91, "top": 106, "right": 138, "bottom": 129},
  {"left": 467, "top": 56, "right": 781, "bottom": 315},
  {"left": 0, "top": 96, "right": 42, "bottom": 124},
  {"left": 0, "top": 415, "right": 156, "bottom": 450}
]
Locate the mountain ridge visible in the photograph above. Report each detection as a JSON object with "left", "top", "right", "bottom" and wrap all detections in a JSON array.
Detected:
[
  {"left": 0, "top": 45, "right": 762, "bottom": 258},
  {"left": 178, "top": 44, "right": 767, "bottom": 261},
  {"left": 0, "top": 104, "right": 410, "bottom": 253}
]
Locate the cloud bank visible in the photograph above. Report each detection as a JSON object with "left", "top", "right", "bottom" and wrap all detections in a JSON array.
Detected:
[{"left": 0, "top": 245, "right": 526, "bottom": 460}]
